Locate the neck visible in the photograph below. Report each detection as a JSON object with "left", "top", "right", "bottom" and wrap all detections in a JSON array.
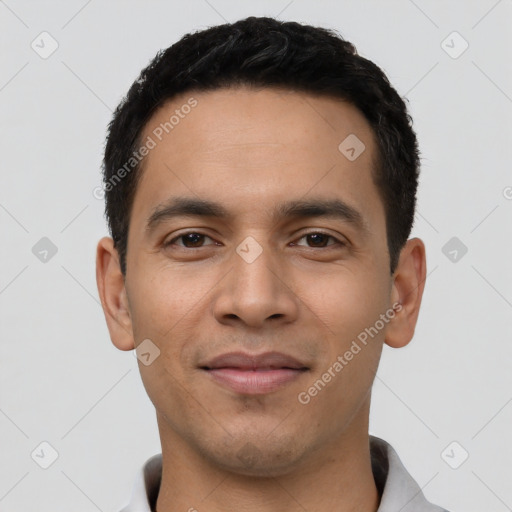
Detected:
[{"left": 155, "top": 399, "right": 379, "bottom": 512}]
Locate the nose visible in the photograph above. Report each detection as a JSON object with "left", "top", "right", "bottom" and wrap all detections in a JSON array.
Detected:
[{"left": 211, "top": 241, "right": 300, "bottom": 329}]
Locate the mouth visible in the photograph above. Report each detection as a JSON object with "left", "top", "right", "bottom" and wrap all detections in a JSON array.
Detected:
[{"left": 199, "top": 351, "right": 309, "bottom": 395}]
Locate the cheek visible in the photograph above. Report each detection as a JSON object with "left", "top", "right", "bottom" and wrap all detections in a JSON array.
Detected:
[
  {"left": 309, "top": 270, "right": 388, "bottom": 407},
  {"left": 301, "top": 267, "right": 389, "bottom": 344},
  {"left": 128, "top": 272, "right": 199, "bottom": 412},
  {"left": 128, "top": 267, "right": 205, "bottom": 339}
]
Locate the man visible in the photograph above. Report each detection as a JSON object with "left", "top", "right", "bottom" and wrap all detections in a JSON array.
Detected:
[{"left": 96, "top": 16, "right": 450, "bottom": 512}]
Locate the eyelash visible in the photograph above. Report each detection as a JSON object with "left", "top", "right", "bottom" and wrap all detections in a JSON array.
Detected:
[{"left": 164, "top": 231, "right": 346, "bottom": 249}]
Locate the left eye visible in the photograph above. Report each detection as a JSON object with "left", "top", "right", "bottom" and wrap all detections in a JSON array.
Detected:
[{"left": 294, "top": 232, "right": 342, "bottom": 248}]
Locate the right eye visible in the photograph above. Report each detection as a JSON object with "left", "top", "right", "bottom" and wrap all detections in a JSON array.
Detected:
[{"left": 163, "top": 232, "right": 219, "bottom": 249}]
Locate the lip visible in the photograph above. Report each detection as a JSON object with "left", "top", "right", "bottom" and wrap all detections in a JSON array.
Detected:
[{"left": 200, "top": 351, "right": 309, "bottom": 395}]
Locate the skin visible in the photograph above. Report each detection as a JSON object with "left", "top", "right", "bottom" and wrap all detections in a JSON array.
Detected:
[{"left": 96, "top": 86, "right": 426, "bottom": 512}]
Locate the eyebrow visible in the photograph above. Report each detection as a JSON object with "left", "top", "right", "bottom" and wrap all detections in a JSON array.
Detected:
[{"left": 145, "top": 196, "right": 371, "bottom": 236}]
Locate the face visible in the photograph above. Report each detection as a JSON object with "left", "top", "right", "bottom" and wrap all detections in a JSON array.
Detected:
[{"left": 97, "top": 86, "right": 425, "bottom": 477}]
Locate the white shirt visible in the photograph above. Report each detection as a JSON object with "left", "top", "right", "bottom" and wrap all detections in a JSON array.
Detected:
[{"left": 119, "top": 435, "right": 449, "bottom": 512}]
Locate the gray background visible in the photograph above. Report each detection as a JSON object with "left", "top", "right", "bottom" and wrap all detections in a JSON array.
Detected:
[{"left": 1, "top": 1, "right": 511, "bottom": 511}]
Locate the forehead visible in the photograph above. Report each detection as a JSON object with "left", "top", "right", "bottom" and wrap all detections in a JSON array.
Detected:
[
  {"left": 142, "top": 86, "right": 375, "bottom": 160},
  {"left": 131, "top": 86, "right": 385, "bottom": 235}
]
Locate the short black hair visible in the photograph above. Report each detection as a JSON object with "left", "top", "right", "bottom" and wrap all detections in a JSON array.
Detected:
[{"left": 103, "top": 16, "right": 420, "bottom": 276}]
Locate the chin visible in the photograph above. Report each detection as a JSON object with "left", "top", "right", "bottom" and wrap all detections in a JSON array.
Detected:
[{"left": 202, "top": 431, "right": 309, "bottom": 478}]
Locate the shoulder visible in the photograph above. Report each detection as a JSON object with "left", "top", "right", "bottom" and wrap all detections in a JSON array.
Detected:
[{"left": 370, "top": 436, "right": 451, "bottom": 512}]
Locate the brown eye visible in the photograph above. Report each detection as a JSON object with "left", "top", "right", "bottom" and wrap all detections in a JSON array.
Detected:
[
  {"left": 294, "top": 232, "right": 343, "bottom": 248},
  {"left": 165, "top": 232, "right": 216, "bottom": 248},
  {"left": 306, "top": 233, "right": 330, "bottom": 247},
  {"left": 181, "top": 233, "right": 206, "bottom": 247}
]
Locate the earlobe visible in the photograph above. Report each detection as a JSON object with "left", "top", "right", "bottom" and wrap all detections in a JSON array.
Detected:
[
  {"left": 95, "top": 236, "right": 135, "bottom": 351},
  {"left": 384, "top": 238, "right": 427, "bottom": 349}
]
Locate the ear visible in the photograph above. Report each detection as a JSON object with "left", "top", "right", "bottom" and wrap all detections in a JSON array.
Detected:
[
  {"left": 385, "top": 237, "right": 427, "bottom": 349},
  {"left": 95, "top": 236, "right": 134, "bottom": 351}
]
